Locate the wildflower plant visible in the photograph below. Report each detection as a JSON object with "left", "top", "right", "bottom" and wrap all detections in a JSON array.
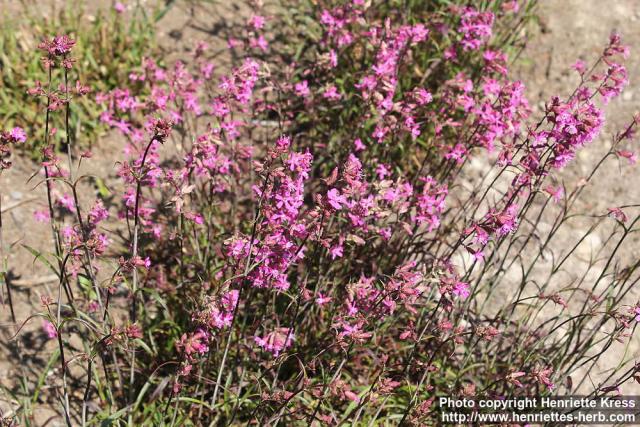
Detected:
[
  {"left": 1, "top": 0, "right": 640, "bottom": 425},
  {"left": 0, "top": 1, "right": 160, "bottom": 154}
]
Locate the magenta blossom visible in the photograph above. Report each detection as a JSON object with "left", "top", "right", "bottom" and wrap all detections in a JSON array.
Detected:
[
  {"left": 43, "top": 320, "right": 57, "bottom": 339},
  {"left": 452, "top": 281, "right": 470, "bottom": 299},
  {"left": 254, "top": 328, "right": 294, "bottom": 357},
  {"left": 9, "top": 127, "right": 26, "bottom": 143}
]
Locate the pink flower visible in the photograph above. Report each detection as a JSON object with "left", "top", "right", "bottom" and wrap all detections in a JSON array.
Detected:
[
  {"left": 226, "top": 237, "right": 250, "bottom": 259},
  {"left": 88, "top": 301, "right": 100, "bottom": 313},
  {"left": 413, "top": 176, "right": 447, "bottom": 231},
  {"left": 39, "top": 35, "right": 76, "bottom": 57},
  {"left": 452, "top": 281, "right": 470, "bottom": 299},
  {"left": 295, "top": 80, "right": 310, "bottom": 97},
  {"left": 33, "top": 209, "right": 51, "bottom": 223},
  {"left": 344, "top": 390, "right": 360, "bottom": 402},
  {"left": 275, "top": 135, "right": 291, "bottom": 152},
  {"left": 248, "top": 15, "right": 266, "bottom": 30},
  {"left": 599, "top": 63, "right": 628, "bottom": 103},
  {"left": 200, "top": 62, "right": 215, "bottom": 79},
  {"left": 372, "top": 125, "right": 389, "bottom": 142},
  {"left": 9, "top": 127, "right": 26, "bottom": 143},
  {"left": 486, "top": 203, "right": 519, "bottom": 236},
  {"left": 227, "top": 38, "right": 242, "bottom": 49},
  {"left": 471, "top": 249, "right": 485, "bottom": 262},
  {"left": 544, "top": 185, "right": 564, "bottom": 203},
  {"left": 572, "top": 59, "right": 587, "bottom": 74},
  {"left": 326, "top": 188, "right": 347, "bottom": 210},
  {"left": 329, "top": 242, "right": 344, "bottom": 259},
  {"left": 414, "top": 88, "right": 433, "bottom": 105},
  {"left": 323, "top": 85, "right": 342, "bottom": 101},
  {"left": 458, "top": 7, "right": 494, "bottom": 51},
  {"left": 43, "top": 320, "right": 57, "bottom": 339},
  {"left": 177, "top": 329, "right": 210, "bottom": 358},
  {"left": 444, "top": 144, "right": 466, "bottom": 164},
  {"left": 375, "top": 164, "right": 390, "bottom": 180},
  {"left": 125, "top": 324, "right": 143, "bottom": 339},
  {"left": 482, "top": 78, "right": 501, "bottom": 96},
  {"left": 114, "top": 2, "right": 125, "bottom": 13},
  {"left": 506, "top": 371, "right": 526, "bottom": 388},
  {"left": 88, "top": 200, "right": 109, "bottom": 225},
  {"left": 197, "top": 289, "right": 238, "bottom": 329},
  {"left": 184, "top": 212, "right": 204, "bottom": 224},
  {"left": 531, "top": 367, "right": 555, "bottom": 391},
  {"left": 316, "top": 293, "right": 332, "bottom": 305},
  {"left": 608, "top": 207, "right": 628, "bottom": 222},
  {"left": 286, "top": 151, "right": 313, "bottom": 177},
  {"left": 250, "top": 35, "right": 269, "bottom": 52},
  {"left": 254, "top": 328, "right": 294, "bottom": 357},
  {"left": 444, "top": 46, "right": 457, "bottom": 60},
  {"left": 616, "top": 150, "right": 637, "bottom": 165},
  {"left": 329, "top": 49, "right": 338, "bottom": 67},
  {"left": 57, "top": 193, "right": 75, "bottom": 211}
]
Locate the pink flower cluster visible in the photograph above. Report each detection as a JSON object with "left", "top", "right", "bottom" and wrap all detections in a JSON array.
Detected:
[
  {"left": 225, "top": 144, "right": 314, "bottom": 292},
  {"left": 457, "top": 6, "right": 495, "bottom": 51},
  {"left": 0, "top": 127, "right": 26, "bottom": 169}
]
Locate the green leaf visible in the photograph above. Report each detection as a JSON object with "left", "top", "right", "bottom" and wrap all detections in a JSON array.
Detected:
[
  {"left": 32, "top": 348, "right": 61, "bottom": 404},
  {"left": 21, "top": 244, "right": 60, "bottom": 277}
]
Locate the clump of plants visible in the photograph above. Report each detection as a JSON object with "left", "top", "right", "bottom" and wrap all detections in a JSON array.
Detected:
[{"left": 1, "top": 0, "right": 639, "bottom": 425}]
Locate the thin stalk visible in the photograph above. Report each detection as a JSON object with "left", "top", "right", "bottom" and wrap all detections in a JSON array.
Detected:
[
  {"left": 129, "top": 135, "right": 158, "bottom": 409},
  {"left": 0, "top": 183, "right": 16, "bottom": 324}
]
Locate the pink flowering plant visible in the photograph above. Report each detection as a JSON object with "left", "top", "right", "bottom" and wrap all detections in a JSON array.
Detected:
[
  {"left": 1, "top": 0, "right": 640, "bottom": 425},
  {"left": 0, "top": 2, "right": 158, "bottom": 151}
]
